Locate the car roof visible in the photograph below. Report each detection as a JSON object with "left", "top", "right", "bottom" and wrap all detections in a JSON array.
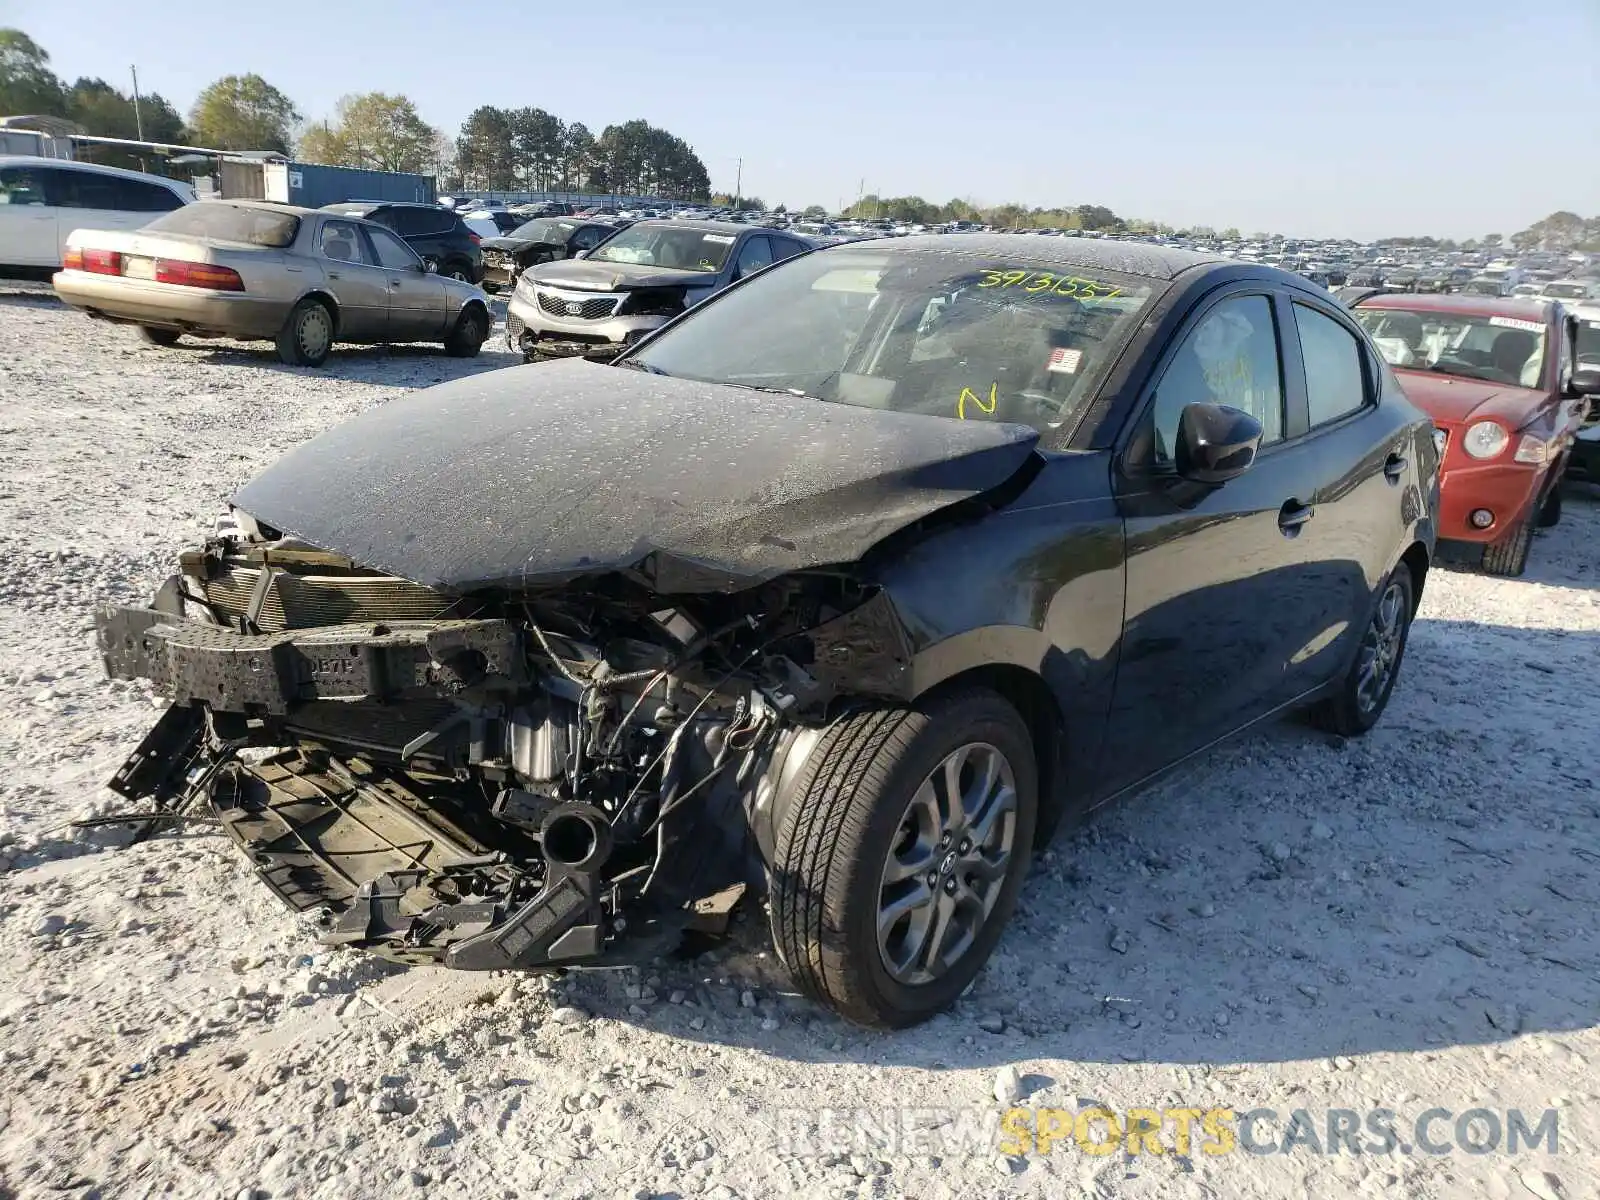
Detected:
[
  {"left": 631, "top": 218, "right": 772, "bottom": 236},
  {"left": 1351, "top": 292, "right": 1554, "bottom": 322},
  {"left": 202, "top": 198, "right": 320, "bottom": 218},
  {"left": 831, "top": 233, "right": 1231, "bottom": 281},
  {"left": 321, "top": 201, "right": 446, "bottom": 214},
  {"left": 0, "top": 154, "right": 189, "bottom": 189}
]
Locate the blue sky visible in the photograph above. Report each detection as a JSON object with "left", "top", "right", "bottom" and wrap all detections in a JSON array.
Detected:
[{"left": 10, "top": 0, "right": 1597, "bottom": 239}]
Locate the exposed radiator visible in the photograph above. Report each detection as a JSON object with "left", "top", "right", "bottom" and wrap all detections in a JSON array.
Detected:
[{"left": 199, "top": 563, "right": 457, "bottom": 631}]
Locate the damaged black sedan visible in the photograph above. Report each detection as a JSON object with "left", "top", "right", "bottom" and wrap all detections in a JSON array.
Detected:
[{"left": 97, "top": 236, "right": 1438, "bottom": 1027}]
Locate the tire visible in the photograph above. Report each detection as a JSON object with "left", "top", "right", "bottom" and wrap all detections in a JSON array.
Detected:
[
  {"left": 444, "top": 263, "right": 472, "bottom": 283},
  {"left": 769, "top": 688, "right": 1037, "bottom": 1028},
  {"left": 1537, "top": 485, "right": 1562, "bottom": 529},
  {"left": 1481, "top": 519, "right": 1532, "bottom": 577},
  {"left": 275, "top": 299, "right": 334, "bottom": 367},
  {"left": 137, "top": 326, "right": 180, "bottom": 347},
  {"left": 1312, "top": 564, "right": 1415, "bottom": 737},
  {"left": 445, "top": 306, "right": 488, "bottom": 357}
]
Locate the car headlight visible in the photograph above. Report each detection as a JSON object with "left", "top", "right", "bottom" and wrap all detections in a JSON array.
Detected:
[{"left": 1462, "top": 421, "right": 1509, "bottom": 460}]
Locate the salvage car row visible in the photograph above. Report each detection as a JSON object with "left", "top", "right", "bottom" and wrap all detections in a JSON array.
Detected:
[{"left": 84, "top": 233, "right": 1600, "bottom": 1030}]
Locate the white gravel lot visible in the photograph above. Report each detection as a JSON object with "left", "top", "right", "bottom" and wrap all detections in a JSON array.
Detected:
[{"left": 0, "top": 291, "right": 1596, "bottom": 1200}]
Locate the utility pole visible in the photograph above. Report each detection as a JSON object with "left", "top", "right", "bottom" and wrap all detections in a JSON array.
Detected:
[
  {"left": 130, "top": 66, "right": 145, "bottom": 140},
  {"left": 734, "top": 157, "right": 743, "bottom": 209}
]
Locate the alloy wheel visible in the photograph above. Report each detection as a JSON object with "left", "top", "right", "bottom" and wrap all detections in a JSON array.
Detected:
[
  {"left": 876, "top": 742, "right": 1017, "bottom": 985},
  {"left": 1356, "top": 579, "right": 1406, "bottom": 713}
]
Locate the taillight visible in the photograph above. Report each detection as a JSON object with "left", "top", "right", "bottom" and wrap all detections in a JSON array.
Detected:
[
  {"left": 66, "top": 247, "right": 122, "bottom": 275},
  {"left": 467, "top": 231, "right": 481, "bottom": 244},
  {"left": 153, "top": 260, "right": 245, "bottom": 291}
]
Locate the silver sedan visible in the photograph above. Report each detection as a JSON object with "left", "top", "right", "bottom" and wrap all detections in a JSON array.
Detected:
[{"left": 53, "top": 200, "right": 492, "bottom": 366}]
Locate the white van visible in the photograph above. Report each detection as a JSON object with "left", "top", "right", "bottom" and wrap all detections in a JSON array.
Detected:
[{"left": 0, "top": 155, "right": 195, "bottom": 270}]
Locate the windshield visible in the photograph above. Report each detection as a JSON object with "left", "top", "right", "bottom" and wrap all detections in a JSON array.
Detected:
[
  {"left": 590, "top": 225, "right": 738, "bottom": 272},
  {"left": 1544, "top": 283, "right": 1589, "bottom": 299},
  {"left": 1354, "top": 307, "right": 1547, "bottom": 387},
  {"left": 1578, "top": 316, "right": 1600, "bottom": 368},
  {"left": 510, "top": 217, "right": 578, "bottom": 244},
  {"left": 625, "top": 248, "right": 1157, "bottom": 434},
  {"left": 144, "top": 203, "right": 299, "bottom": 248}
]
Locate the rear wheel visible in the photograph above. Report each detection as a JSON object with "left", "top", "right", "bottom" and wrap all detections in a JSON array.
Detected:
[
  {"left": 769, "top": 688, "right": 1037, "bottom": 1028},
  {"left": 445, "top": 306, "right": 488, "bottom": 357},
  {"left": 275, "top": 299, "right": 334, "bottom": 367},
  {"left": 444, "top": 262, "right": 473, "bottom": 283},
  {"left": 1312, "top": 565, "right": 1415, "bottom": 736},
  {"left": 137, "top": 326, "right": 180, "bottom": 347},
  {"left": 1482, "top": 519, "right": 1533, "bottom": 577}
]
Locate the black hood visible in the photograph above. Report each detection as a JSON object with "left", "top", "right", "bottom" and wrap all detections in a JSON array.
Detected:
[
  {"left": 480, "top": 235, "right": 563, "bottom": 253},
  {"left": 528, "top": 258, "right": 713, "bottom": 292},
  {"left": 233, "top": 359, "right": 1039, "bottom": 594}
]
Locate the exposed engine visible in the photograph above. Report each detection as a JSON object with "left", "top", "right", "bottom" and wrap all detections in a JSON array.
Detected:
[{"left": 97, "top": 513, "right": 909, "bottom": 971}]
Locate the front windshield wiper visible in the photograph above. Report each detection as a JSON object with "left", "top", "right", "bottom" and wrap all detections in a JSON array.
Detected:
[
  {"left": 614, "top": 358, "right": 669, "bottom": 376},
  {"left": 724, "top": 381, "right": 813, "bottom": 399}
]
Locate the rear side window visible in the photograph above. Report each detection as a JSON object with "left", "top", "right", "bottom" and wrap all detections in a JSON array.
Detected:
[
  {"left": 383, "top": 207, "right": 452, "bottom": 237},
  {"left": 144, "top": 203, "right": 300, "bottom": 247},
  {"left": 55, "top": 169, "right": 122, "bottom": 209},
  {"left": 114, "top": 177, "right": 184, "bottom": 213},
  {"left": 771, "top": 238, "right": 805, "bottom": 262},
  {"left": 1294, "top": 303, "right": 1369, "bottom": 427}
]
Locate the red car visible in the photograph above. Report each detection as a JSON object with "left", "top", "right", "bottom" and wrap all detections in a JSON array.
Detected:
[{"left": 1346, "top": 292, "right": 1597, "bottom": 576}]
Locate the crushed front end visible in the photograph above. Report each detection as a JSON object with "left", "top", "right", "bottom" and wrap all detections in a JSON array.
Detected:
[{"left": 96, "top": 518, "right": 908, "bottom": 971}]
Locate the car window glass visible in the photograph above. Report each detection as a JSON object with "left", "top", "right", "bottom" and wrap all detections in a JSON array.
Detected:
[
  {"left": 735, "top": 236, "right": 774, "bottom": 277},
  {"left": 1294, "top": 304, "right": 1369, "bottom": 426},
  {"left": 366, "top": 225, "right": 421, "bottom": 270},
  {"left": 115, "top": 177, "right": 182, "bottom": 213},
  {"left": 0, "top": 166, "right": 50, "bottom": 205},
  {"left": 319, "top": 220, "right": 371, "bottom": 265},
  {"left": 771, "top": 238, "right": 804, "bottom": 262},
  {"left": 369, "top": 208, "right": 410, "bottom": 235},
  {"left": 1150, "top": 294, "right": 1284, "bottom": 463},
  {"left": 56, "top": 169, "right": 121, "bottom": 209},
  {"left": 571, "top": 225, "right": 607, "bottom": 251}
]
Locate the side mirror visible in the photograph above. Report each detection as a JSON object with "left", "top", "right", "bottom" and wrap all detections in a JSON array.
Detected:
[
  {"left": 570, "top": 249, "right": 588, "bottom": 260},
  {"left": 1569, "top": 367, "right": 1600, "bottom": 398},
  {"left": 1175, "top": 403, "right": 1263, "bottom": 484},
  {"left": 421, "top": 259, "right": 437, "bottom": 274}
]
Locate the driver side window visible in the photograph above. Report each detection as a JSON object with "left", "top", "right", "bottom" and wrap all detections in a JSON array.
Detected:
[{"left": 1150, "top": 294, "right": 1284, "bottom": 465}]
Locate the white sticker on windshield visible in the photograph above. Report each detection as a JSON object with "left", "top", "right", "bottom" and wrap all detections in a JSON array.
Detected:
[
  {"left": 1490, "top": 316, "right": 1543, "bottom": 333},
  {"left": 702, "top": 234, "right": 736, "bottom": 244},
  {"left": 1048, "top": 347, "right": 1083, "bottom": 374}
]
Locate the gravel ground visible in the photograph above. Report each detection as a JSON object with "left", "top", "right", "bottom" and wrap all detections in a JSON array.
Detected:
[{"left": 0, "top": 293, "right": 1596, "bottom": 1200}]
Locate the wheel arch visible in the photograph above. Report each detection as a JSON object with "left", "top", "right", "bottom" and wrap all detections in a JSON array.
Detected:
[
  {"left": 1400, "top": 540, "right": 1430, "bottom": 613},
  {"left": 915, "top": 661, "right": 1070, "bottom": 849}
]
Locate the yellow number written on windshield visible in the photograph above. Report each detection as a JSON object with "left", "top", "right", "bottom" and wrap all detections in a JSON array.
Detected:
[{"left": 975, "top": 269, "right": 1122, "bottom": 301}]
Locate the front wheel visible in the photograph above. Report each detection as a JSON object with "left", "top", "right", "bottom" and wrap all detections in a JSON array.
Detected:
[
  {"left": 444, "top": 307, "right": 488, "bottom": 357},
  {"left": 1312, "top": 565, "right": 1415, "bottom": 736},
  {"left": 769, "top": 689, "right": 1037, "bottom": 1028},
  {"left": 1481, "top": 519, "right": 1532, "bottom": 577},
  {"left": 275, "top": 299, "right": 334, "bottom": 367}
]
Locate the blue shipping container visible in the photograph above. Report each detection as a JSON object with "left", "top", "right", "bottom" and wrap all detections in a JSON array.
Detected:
[{"left": 264, "top": 161, "right": 436, "bottom": 209}]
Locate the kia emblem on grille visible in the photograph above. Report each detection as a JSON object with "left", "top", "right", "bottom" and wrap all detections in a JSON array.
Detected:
[{"left": 566, "top": 301, "right": 582, "bottom": 315}]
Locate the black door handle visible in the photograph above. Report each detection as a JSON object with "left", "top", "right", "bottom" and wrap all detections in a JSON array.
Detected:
[
  {"left": 1278, "top": 500, "right": 1315, "bottom": 535},
  {"left": 1384, "top": 451, "right": 1407, "bottom": 481}
]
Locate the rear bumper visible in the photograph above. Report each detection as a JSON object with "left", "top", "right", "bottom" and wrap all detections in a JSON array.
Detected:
[{"left": 53, "top": 270, "right": 288, "bottom": 339}]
